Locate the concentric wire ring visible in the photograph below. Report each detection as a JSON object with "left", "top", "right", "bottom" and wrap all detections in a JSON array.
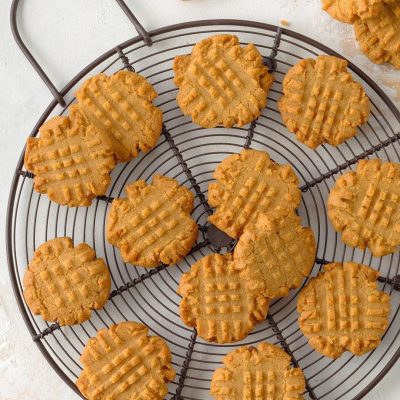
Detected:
[{"left": 6, "top": 20, "right": 400, "bottom": 400}]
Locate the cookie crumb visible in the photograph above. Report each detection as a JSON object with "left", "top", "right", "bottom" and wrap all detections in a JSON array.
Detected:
[{"left": 280, "top": 19, "right": 290, "bottom": 26}]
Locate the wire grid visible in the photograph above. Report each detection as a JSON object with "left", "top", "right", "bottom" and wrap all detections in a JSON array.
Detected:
[{"left": 6, "top": 21, "right": 400, "bottom": 400}]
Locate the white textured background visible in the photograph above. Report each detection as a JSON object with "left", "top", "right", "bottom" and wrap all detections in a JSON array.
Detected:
[{"left": 0, "top": 0, "right": 399, "bottom": 399}]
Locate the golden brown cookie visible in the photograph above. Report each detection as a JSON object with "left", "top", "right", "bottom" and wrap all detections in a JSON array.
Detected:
[
  {"left": 328, "top": 159, "right": 400, "bottom": 256},
  {"left": 23, "top": 237, "right": 111, "bottom": 326},
  {"left": 76, "top": 70, "right": 163, "bottom": 162},
  {"left": 211, "top": 342, "right": 306, "bottom": 400},
  {"left": 322, "top": 0, "right": 395, "bottom": 23},
  {"left": 76, "top": 321, "right": 175, "bottom": 400},
  {"left": 107, "top": 175, "right": 198, "bottom": 268},
  {"left": 234, "top": 211, "right": 316, "bottom": 299},
  {"left": 208, "top": 149, "right": 301, "bottom": 239},
  {"left": 354, "top": 1, "right": 400, "bottom": 69},
  {"left": 24, "top": 107, "right": 115, "bottom": 207},
  {"left": 297, "top": 262, "right": 390, "bottom": 358},
  {"left": 278, "top": 55, "right": 370, "bottom": 149},
  {"left": 173, "top": 34, "right": 273, "bottom": 128},
  {"left": 177, "top": 253, "right": 269, "bottom": 343}
]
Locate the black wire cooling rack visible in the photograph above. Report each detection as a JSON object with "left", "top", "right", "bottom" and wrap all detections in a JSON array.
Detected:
[{"left": 7, "top": 1, "right": 400, "bottom": 399}]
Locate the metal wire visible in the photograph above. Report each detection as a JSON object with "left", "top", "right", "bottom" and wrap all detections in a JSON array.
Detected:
[{"left": 6, "top": 14, "right": 400, "bottom": 400}]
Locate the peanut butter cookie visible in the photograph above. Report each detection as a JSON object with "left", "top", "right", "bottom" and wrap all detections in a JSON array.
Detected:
[
  {"left": 76, "top": 70, "right": 163, "bottom": 161},
  {"left": 354, "top": 1, "right": 400, "bottom": 69},
  {"left": 297, "top": 262, "right": 390, "bottom": 358},
  {"left": 234, "top": 210, "right": 316, "bottom": 299},
  {"left": 322, "top": 0, "right": 395, "bottom": 23},
  {"left": 328, "top": 159, "right": 400, "bottom": 256},
  {"left": 208, "top": 149, "right": 301, "bottom": 239},
  {"left": 24, "top": 107, "right": 115, "bottom": 207},
  {"left": 76, "top": 321, "right": 176, "bottom": 400},
  {"left": 177, "top": 253, "right": 269, "bottom": 344},
  {"left": 23, "top": 237, "right": 111, "bottom": 326},
  {"left": 211, "top": 342, "right": 306, "bottom": 400},
  {"left": 174, "top": 34, "right": 273, "bottom": 128},
  {"left": 107, "top": 175, "right": 198, "bottom": 267},
  {"left": 278, "top": 55, "right": 370, "bottom": 149}
]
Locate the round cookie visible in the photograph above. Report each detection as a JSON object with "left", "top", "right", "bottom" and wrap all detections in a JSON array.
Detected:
[
  {"left": 208, "top": 149, "right": 301, "bottom": 239},
  {"left": 297, "top": 262, "right": 390, "bottom": 358},
  {"left": 177, "top": 253, "right": 269, "bottom": 343},
  {"left": 173, "top": 34, "right": 274, "bottom": 128},
  {"left": 76, "top": 321, "right": 176, "bottom": 400},
  {"left": 107, "top": 175, "right": 198, "bottom": 268},
  {"left": 278, "top": 55, "right": 370, "bottom": 149},
  {"left": 354, "top": 1, "right": 400, "bottom": 69},
  {"left": 328, "top": 159, "right": 400, "bottom": 256},
  {"left": 322, "top": 0, "right": 395, "bottom": 24},
  {"left": 234, "top": 211, "right": 316, "bottom": 299},
  {"left": 24, "top": 107, "right": 115, "bottom": 207},
  {"left": 76, "top": 70, "right": 163, "bottom": 162},
  {"left": 211, "top": 342, "right": 306, "bottom": 400},
  {"left": 23, "top": 237, "right": 111, "bottom": 326}
]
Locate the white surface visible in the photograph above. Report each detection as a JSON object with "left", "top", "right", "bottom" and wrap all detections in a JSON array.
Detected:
[{"left": 0, "top": 0, "right": 399, "bottom": 399}]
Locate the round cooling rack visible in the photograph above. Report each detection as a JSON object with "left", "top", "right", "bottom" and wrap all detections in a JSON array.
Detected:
[{"left": 7, "top": 2, "right": 400, "bottom": 400}]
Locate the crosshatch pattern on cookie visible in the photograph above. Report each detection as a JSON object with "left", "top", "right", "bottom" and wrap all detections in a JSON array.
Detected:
[
  {"left": 174, "top": 34, "right": 274, "bottom": 128},
  {"left": 24, "top": 108, "right": 115, "bottom": 207},
  {"left": 107, "top": 175, "right": 198, "bottom": 268},
  {"left": 178, "top": 253, "right": 269, "bottom": 344},
  {"left": 76, "top": 70, "right": 163, "bottom": 162},
  {"left": 354, "top": 1, "right": 400, "bottom": 69},
  {"left": 297, "top": 262, "right": 390, "bottom": 358},
  {"left": 23, "top": 237, "right": 111, "bottom": 326},
  {"left": 234, "top": 211, "right": 316, "bottom": 299},
  {"left": 278, "top": 55, "right": 370, "bottom": 149},
  {"left": 211, "top": 342, "right": 306, "bottom": 400},
  {"left": 76, "top": 322, "right": 176, "bottom": 400},
  {"left": 208, "top": 149, "right": 301, "bottom": 239},
  {"left": 328, "top": 159, "right": 400, "bottom": 256}
]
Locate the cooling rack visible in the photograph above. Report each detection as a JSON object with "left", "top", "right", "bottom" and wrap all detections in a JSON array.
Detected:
[{"left": 7, "top": 0, "right": 400, "bottom": 399}]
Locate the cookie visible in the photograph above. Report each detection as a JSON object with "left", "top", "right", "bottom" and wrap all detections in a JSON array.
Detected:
[
  {"left": 210, "top": 342, "right": 306, "bottom": 400},
  {"left": 24, "top": 107, "right": 115, "bottom": 207},
  {"left": 328, "top": 159, "right": 400, "bottom": 256},
  {"left": 322, "top": 0, "right": 395, "bottom": 23},
  {"left": 177, "top": 253, "right": 269, "bottom": 343},
  {"left": 76, "top": 70, "right": 163, "bottom": 162},
  {"left": 354, "top": 1, "right": 400, "bottom": 69},
  {"left": 23, "top": 237, "right": 111, "bottom": 326},
  {"left": 234, "top": 210, "right": 316, "bottom": 299},
  {"left": 208, "top": 149, "right": 301, "bottom": 239},
  {"left": 173, "top": 34, "right": 274, "bottom": 128},
  {"left": 278, "top": 55, "right": 370, "bottom": 149},
  {"left": 76, "top": 321, "right": 175, "bottom": 400},
  {"left": 107, "top": 175, "right": 198, "bottom": 268},
  {"left": 297, "top": 262, "right": 390, "bottom": 358}
]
